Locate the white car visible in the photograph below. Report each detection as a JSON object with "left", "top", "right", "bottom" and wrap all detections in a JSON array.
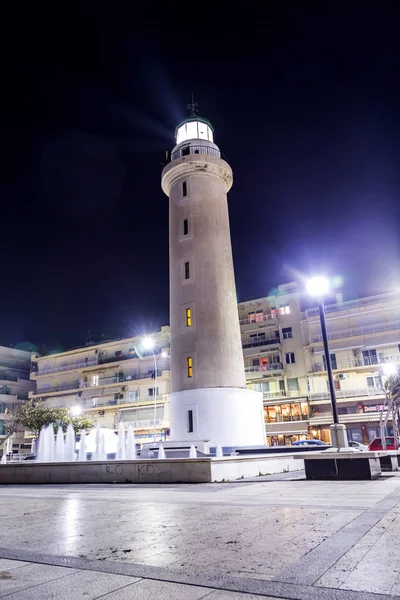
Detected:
[{"left": 348, "top": 441, "right": 368, "bottom": 451}]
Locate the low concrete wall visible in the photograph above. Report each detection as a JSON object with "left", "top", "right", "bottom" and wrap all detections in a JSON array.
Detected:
[
  {"left": 0, "top": 454, "right": 303, "bottom": 485},
  {"left": 211, "top": 454, "right": 303, "bottom": 481},
  {"left": 0, "top": 459, "right": 213, "bottom": 485}
]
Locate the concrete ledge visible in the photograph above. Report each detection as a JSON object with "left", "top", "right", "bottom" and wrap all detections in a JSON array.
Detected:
[
  {"left": 294, "top": 451, "right": 384, "bottom": 480},
  {"left": 0, "top": 454, "right": 303, "bottom": 485}
]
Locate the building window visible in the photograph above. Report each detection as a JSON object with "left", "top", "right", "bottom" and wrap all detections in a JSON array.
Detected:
[
  {"left": 250, "top": 333, "right": 265, "bottom": 341},
  {"left": 285, "top": 352, "right": 295, "bottom": 364},
  {"left": 287, "top": 377, "right": 299, "bottom": 391},
  {"left": 248, "top": 310, "right": 264, "bottom": 323},
  {"left": 92, "top": 375, "right": 99, "bottom": 387},
  {"left": 187, "top": 356, "right": 193, "bottom": 378},
  {"left": 279, "top": 380, "right": 286, "bottom": 393},
  {"left": 184, "top": 261, "right": 190, "bottom": 280},
  {"left": 187, "top": 409, "right": 193, "bottom": 433},
  {"left": 362, "top": 349, "right": 378, "bottom": 366},
  {"left": 282, "top": 327, "right": 292, "bottom": 339},
  {"left": 148, "top": 387, "right": 159, "bottom": 397},
  {"left": 115, "top": 350, "right": 122, "bottom": 357},
  {"left": 279, "top": 303, "right": 290, "bottom": 315},
  {"left": 185, "top": 307, "right": 192, "bottom": 327},
  {"left": 182, "top": 181, "right": 188, "bottom": 197},
  {"left": 366, "top": 376, "right": 381, "bottom": 389},
  {"left": 252, "top": 358, "right": 260, "bottom": 366},
  {"left": 183, "top": 218, "right": 189, "bottom": 236},
  {"left": 323, "top": 353, "right": 337, "bottom": 370}
]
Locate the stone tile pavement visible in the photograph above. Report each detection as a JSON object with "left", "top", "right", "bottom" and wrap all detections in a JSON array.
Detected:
[{"left": 1, "top": 475, "right": 400, "bottom": 598}]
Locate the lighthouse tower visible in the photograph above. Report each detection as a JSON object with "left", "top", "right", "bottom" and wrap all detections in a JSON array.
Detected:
[{"left": 161, "top": 115, "right": 265, "bottom": 447}]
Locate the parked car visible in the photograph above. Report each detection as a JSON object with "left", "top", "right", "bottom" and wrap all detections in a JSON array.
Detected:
[
  {"left": 368, "top": 437, "right": 398, "bottom": 451},
  {"left": 348, "top": 441, "right": 369, "bottom": 451},
  {"left": 292, "top": 439, "right": 328, "bottom": 446}
]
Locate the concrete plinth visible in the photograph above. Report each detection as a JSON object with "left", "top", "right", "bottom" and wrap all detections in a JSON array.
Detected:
[
  {"left": 295, "top": 450, "right": 385, "bottom": 480},
  {"left": 169, "top": 387, "right": 265, "bottom": 447},
  {"left": 329, "top": 423, "right": 349, "bottom": 448}
]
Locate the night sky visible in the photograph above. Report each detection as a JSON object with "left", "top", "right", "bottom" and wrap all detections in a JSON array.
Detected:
[{"left": 1, "top": 5, "right": 400, "bottom": 352}]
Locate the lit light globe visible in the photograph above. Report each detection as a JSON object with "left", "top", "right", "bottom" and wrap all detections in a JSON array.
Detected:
[
  {"left": 382, "top": 363, "right": 397, "bottom": 376},
  {"left": 142, "top": 337, "right": 154, "bottom": 350},
  {"left": 70, "top": 405, "right": 82, "bottom": 417},
  {"left": 306, "top": 276, "right": 330, "bottom": 298}
]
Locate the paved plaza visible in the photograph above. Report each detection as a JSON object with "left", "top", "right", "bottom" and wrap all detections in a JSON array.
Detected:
[{"left": 1, "top": 474, "right": 400, "bottom": 599}]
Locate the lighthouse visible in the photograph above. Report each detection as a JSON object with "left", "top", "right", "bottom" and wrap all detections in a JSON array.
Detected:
[{"left": 161, "top": 114, "right": 265, "bottom": 447}]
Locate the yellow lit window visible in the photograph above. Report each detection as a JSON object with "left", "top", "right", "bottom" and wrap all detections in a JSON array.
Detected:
[
  {"left": 187, "top": 356, "right": 193, "bottom": 378},
  {"left": 186, "top": 307, "right": 192, "bottom": 327}
]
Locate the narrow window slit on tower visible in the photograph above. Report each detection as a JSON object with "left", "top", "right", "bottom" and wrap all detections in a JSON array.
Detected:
[
  {"left": 187, "top": 410, "right": 193, "bottom": 433},
  {"left": 182, "top": 181, "right": 188, "bottom": 197},
  {"left": 186, "top": 308, "right": 192, "bottom": 327},
  {"left": 183, "top": 218, "right": 189, "bottom": 236},
  {"left": 184, "top": 261, "right": 190, "bottom": 280},
  {"left": 187, "top": 356, "right": 193, "bottom": 378}
]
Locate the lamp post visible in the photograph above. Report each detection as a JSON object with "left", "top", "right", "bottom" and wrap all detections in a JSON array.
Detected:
[
  {"left": 142, "top": 338, "right": 169, "bottom": 442},
  {"left": 306, "top": 276, "right": 347, "bottom": 448}
]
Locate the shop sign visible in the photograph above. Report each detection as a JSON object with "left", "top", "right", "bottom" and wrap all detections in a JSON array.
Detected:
[{"left": 363, "top": 405, "right": 387, "bottom": 413}]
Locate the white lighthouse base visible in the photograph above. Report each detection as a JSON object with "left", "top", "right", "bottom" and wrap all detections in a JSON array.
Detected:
[{"left": 169, "top": 387, "right": 266, "bottom": 448}]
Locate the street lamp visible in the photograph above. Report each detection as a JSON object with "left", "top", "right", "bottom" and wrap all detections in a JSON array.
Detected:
[
  {"left": 141, "top": 337, "right": 164, "bottom": 442},
  {"left": 307, "top": 276, "right": 348, "bottom": 449},
  {"left": 70, "top": 405, "right": 82, "bottom": 417}
]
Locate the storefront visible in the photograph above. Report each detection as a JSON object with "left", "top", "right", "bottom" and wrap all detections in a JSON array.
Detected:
[{"left": 264, "top": 401, "right": 310, "bottom": 446}]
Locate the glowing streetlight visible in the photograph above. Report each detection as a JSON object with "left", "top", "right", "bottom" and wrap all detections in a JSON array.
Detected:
[
  {"left": 382, "top": 363, "right": 397, "bottom": 376},
  {"left": 306, "top": 275, "right": 347, "bottom": 448},
  {"left": 306, "top": 275, "right": 330, "bottom": 298},
  {"left": 142, "top": 337, "right": 155, "bottom": 351},
  {"left": 70, "top": 405, "right": 82, "bottom": 417}
]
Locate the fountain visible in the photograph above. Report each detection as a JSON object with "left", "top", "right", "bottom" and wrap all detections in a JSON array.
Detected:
[
  {"left": 216, "top": 444, "right": 223, "bottom": 457},
  {"left": 37, "top": 426, "right": 55, "bottom": 462},
  {"left": 78, "top": 430, "right": 86, "bottom": 462},
  {"left": 55, "top": 427, "right": 64, "bottom": 462},
  {"left": 65, "top": 424, "right": 76, "bottom": 461},
  {"left": 117, "top": 422, "right": 126, "bottom": 460},
  {"left": 189, "top": 445, "right": 197, "bottom": 458},
  {"left": 158, "top": 444, "right": 166, "bottom": 459},
  {"left": 126, "top": 424, "right": 136, "bottom": 460}
]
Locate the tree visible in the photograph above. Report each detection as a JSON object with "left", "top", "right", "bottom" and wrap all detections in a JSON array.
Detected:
[
  {"left": 14, "top": 401, "right": 95, "bottom": 440},
  {"left": 379, "top": 374, "right": 400, "bottom": 449}
]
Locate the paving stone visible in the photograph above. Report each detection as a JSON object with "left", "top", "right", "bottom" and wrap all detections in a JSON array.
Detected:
[
  {"left": 100, "top": 578, "right": 210, "bottom": 599},
  {"left": 0, "top": 563, "right": 76, "bottom": 597},
  {"left": 0, "top": 559, "right": 30, "bottom": 571},
  {"left": 1, "top": 570, "right": 140, "bottom": 600}
]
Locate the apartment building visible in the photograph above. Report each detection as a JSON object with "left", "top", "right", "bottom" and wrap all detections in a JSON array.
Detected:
[
  {"left": 27, "top": 286, "right": 400, "bottom": 448},
  {"left": 0, "top": 346, "right": 36, "bottom": 454},
  {"left": 29, "top": 327, "right": 171, "bottom": 443},
  {"left": 238, "top": 282, "right": 310, "bottom": 446}
]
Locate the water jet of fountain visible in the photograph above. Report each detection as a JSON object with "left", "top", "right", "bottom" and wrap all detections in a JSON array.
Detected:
[
  {"left": 158, "top": 444, "right": 166, "bottom": 459},
  {"left": 55, "top": 427, "right": 65, "bottom": 461},
  {"left": 100, "top": 433, "right": 106, "bottom": 461},
  {"left": 65, "top": 424, "right": 76, "bottom": 461},
  {"left": 78, "top": 430, "right": 87, "bottom": 461},
  {"left": 216, "top": 444, "right": 223, "bottom": 457},
  {"left": 189, "top": 445, "right": 197, "bottom": 458},
  {"left": 117, "top": 423, "right": 126, "bottom": 460},
  {"left": 126, "top": 424, "right": 136, "bottom": 460},
  {"left": 1, "top": 455, "right": 6, "bottom": 464},
  {"left": 94, "top": 424, "right": 101, "bottom": 461}
]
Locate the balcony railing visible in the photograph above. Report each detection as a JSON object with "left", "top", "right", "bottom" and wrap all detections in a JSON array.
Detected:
[
  {"left": 263, "top": 390, "right": 286, "bottom": 400},
  {"left": 245, "top": 363, "right": 283, "bottom": 373},
  {"left": 309, "top": 320, "right": 400, "bottom": 344},
  {"left": 35, "top": 370, "right": 166, "bottom": 396},
  {"left": 312, "top": 355, "right": 400, "bottom": 372},
  {"left": 265, "top": 415, "right": 309, "bottom": 424},
  {"left": 122, "top": 419, "right": 162, "bottom": 428},
  {"left": 305, "top": 290, "right": 400, "bottom": 318},
  {"left": 171, "top": 144, "right": 220, "bottom": 161},
  {"left": 240, "top": 315, "right": 277, "bottom": 326},
  {"left": 242, "top": 337, "right": 280, "bottom": 350},
  {"left": 309, "top": 386, "right": 384, "bottom": 402},
  {"left": 36, "top": 360, "right": 98, "bottom": 377},
  {"left": 85, "top": 395, "right": 164, "bottom": 408}
]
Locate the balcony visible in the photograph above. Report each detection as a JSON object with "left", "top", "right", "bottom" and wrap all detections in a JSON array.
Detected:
[
  {"left": 171, "top": 144, "right": 220, "bottom": 161},
  {"left": 240, "top": 314, "right": 277, "bottom": 328},
  {"left": 263, "top": 390, "right": 286, "bottom": 400},
  {"left": 35, "top": 370, "right": 166, "bottom": 397},
  {"left": 309, "top": 386, "right": 384, "bottom": 402},
  {"left": 35, "top": 359, "right": 98, "bottom": 377},
  {"left": 305, "top": 290, "right": 400, "bottom": 318},
  {"left": 245, "top": 363, "right": 283, "bottom": 374},
  {"left": 85, "top": 395, "right": 164, "bottom": 409},
  {"left": 312, "top": 355, "right": 400, "bottom": 372},
  {"left": 309, "top": 320, "right": 400, "bottom": 344},
  {"left": 242, "top": 337, "right": 280, "bottom": 351},
  {"left": 309, "top": 412, "right": 392, "bottom": 426}
]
